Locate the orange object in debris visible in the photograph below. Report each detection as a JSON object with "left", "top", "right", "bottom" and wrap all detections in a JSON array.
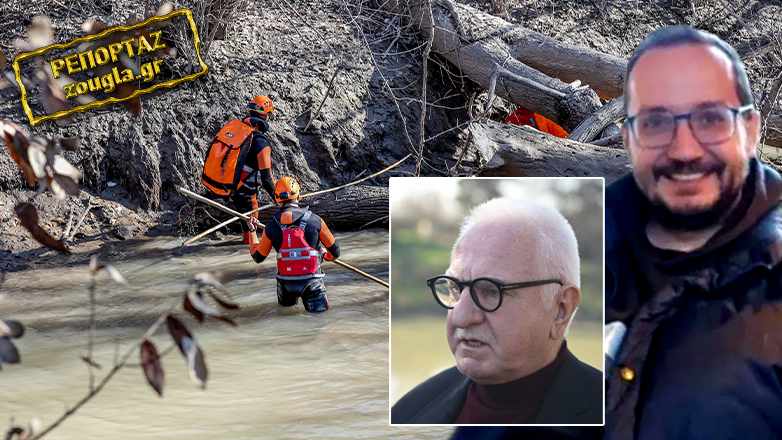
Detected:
[{"left": 504, "top": 107, "right": 569, "bottom": 138}]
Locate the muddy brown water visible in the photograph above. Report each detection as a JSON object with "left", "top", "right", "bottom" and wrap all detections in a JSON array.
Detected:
[{"left": 0, "top": 231, "right": 452, "bottom": 439}]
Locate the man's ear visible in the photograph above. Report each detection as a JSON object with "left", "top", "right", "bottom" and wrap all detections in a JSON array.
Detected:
[
  {"left": 550, "top": 285, "right": 581, "bottom": 340},
  {"left": 621, "top": 123, "right": 635, "bottom": 160},
  {"left": 743, "top": 109, "right": 761, "bottom": 158}
]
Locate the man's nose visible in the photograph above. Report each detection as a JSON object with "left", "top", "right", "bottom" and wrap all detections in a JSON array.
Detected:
[
  {"left": 449, "top": 286, "right": 485, "bottom": 327},
  {"left": 667, "top": 118, "right": 706, "bottom": 162}
]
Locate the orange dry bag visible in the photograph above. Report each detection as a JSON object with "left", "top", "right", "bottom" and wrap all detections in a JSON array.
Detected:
[{"left": 201, "top": 119, "right": 256, "bottom": 196}]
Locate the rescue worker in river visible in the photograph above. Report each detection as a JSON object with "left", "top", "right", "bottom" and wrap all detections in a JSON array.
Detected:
[
  {"left": 246, "top": 177, "right": 341, "bottom": 313},
  {"left": 201, "top": 95, "right": 276, "bottom": 245}
]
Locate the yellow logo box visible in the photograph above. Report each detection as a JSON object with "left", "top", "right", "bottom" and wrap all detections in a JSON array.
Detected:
[{"left": 12, "top": 9, "right": 208, "bottom": 126}]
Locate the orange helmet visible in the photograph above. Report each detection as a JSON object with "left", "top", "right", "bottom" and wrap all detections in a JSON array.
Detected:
[
  {"left": 248, "top": 95, "right": 274, "bottom": 116},
  {"left": 275, "top": 177, "right": 301, "bottom": 203}
]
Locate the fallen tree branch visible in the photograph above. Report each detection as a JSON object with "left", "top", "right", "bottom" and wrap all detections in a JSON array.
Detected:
[
  {"left": 590, "top": 133, "right": 623, "bottom": 148},
  {"left": 567, "top": 97, "right": 625, "bottom": 143},
  {"left": 385, "top": 0, "right": 603, "bottom": 131},
  {"left": 760, "top": 72, "right": 782, "bottom": 125},
  {"left": 469, "top": 119, "right": 631, "bottom": 183}
]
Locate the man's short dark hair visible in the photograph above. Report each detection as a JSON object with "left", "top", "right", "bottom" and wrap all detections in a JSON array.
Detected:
[{"left": 624, "top": 26, "right": 754, "bottom": 113}]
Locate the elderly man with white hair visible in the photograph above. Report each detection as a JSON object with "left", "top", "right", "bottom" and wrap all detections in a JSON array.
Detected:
[{"left": 391, "top": 197, "right": 603, "bottom": 425}]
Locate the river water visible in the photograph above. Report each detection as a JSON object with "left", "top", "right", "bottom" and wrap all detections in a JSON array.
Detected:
[{"left": 0, "top": 231, "right": 453, "bottom": 439}]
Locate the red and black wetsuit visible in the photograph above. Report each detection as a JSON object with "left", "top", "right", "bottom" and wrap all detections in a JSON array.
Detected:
[
  {"left": 232, "top": 116, "right": 275, "bottom": 232},
  {"left": 249, "top": 203, "right": 340, "bottom": 313}
]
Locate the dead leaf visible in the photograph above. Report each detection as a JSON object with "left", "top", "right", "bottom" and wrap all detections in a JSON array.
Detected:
[
  {"left": 15, "top": 203, "right": 70, "bottom": 254},
  {"left": 1, "top": 120, "right": 37, "bottom": 187},
  {"left": 205, "top": 291, "right": 239, "bottom": 310},
  {"left": 82, "top": 19, "right": 107, "bottom": 35},
  {"left": 17, "top": 418, "right": 42, "bottom": 440},
  {"left": 183, "top": 294, "right": 205, "bottom": 323},
  {"left": 89, "top": 255, "right": 127, "bottom": 283},
  {"left": 51, "top": 155, "right": 82, "bottom": 196},
  {"left": 89, "top": 254, "right": 104, "bottom": 275},
  {"left": 157, "top": 2, "right": 174, "bottom": 16},
  {"left": 127, "top": 13, "right": 142, "bottom": 26},
  {"left": 186, "top": 291, "right": 236, "bottom": 325},
  {"left": 166, "top": 315, "right": 193, "bottom": 356},
  {"left": 60, "top": 137, "right": 80, "bottom": 151},
  {"left": 140, "top": 339, "right": 165, "bottom": 396},
  {"left": 167, "top": 316, "right": 207, "bottom": 389},
  {"left": 0, "top": 48, "right": 6, "bottom": 71},
  {"left": 0, "top": 319, "right": 25, "bottom": 339},
  {"left": 0, "top": 337, "right": 20, "bottom": 365},
  {"left": 51, "top": 173, "right": 80, "bottom": 197},
  {"left": 103, "top": 265, "right": 128, "bottom": 284},
  {"left": 187, "top": 291, "right": 222, "bottom": 317},
  {"left": 182, "top": 336, "right": 207, "bottom": 389},
  {"left": 36, "top": 69, "right": 73, "bottom": 125},
  {"left": 1, "top": 71, "right": 33, "bottom": 91},
  {"left": 193, "top": 272, "right": 234, "bottom": 299},
  {"left": 13, "top": 38, "right": 36, "bottom": 52},
  {"left": 28, "top": 137, "right": 48, "bottom": 180},
  {"left": 28, "top": 16, "right": 53, "bottom": 50}
]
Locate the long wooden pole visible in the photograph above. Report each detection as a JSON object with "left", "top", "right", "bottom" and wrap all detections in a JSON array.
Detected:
[
  {"left": 181, "top": 153, "right": 412, "bottom": 245},
  {"left": 176, "top": 188, "right": 389, "bottom": 288},
  {"left": 182, "top": 202, "right": 277, "bottom": 246}
]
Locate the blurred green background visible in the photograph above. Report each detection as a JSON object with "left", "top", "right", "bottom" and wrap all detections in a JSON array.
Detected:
[{"left": 390, "top": 178, "right": 604, "bottom": 405}]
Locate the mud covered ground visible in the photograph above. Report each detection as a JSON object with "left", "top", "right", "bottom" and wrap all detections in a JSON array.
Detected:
[{"left": 1, "top": 0, "right": 781, "bottom": 269}]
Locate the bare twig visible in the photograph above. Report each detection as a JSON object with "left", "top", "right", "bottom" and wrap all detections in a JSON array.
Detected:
[
  {"left": 29, "top": 295, "right": 183, "bottom": 440},
  {"left": 360, "top": 215, "right": 389, "bottom": 229},
  {"left": 68, "top": 201, "right": 93, "bottom": 241},
  {"left": 452, "top": 93, "right": 476, "bottom": 174},
  {"left": 49, "top": 0, "right": 88, "bottom": 20},
  {"left": 714, "top": 0, "right": 754, "bottom": 34},
  {"left": 416, "top": 0, "right": 436, "bottom": 176},
  {"left": 347, "top": 0, "right": 417, "bottom": 156},
  {"left": 760, "top": 71, "right": 782, "bottom": 125},
  {"left": 689, "top": 0, "right": 696, "bottom": 27},
  {"left": 280, "top": 0, "right": 338, "bottom": 57},
  {"left": 87, "top": 277, "right": 97, "bottom": 391},
  {"left": 303, "top": 66, "right": 344, "bottom": 132}
]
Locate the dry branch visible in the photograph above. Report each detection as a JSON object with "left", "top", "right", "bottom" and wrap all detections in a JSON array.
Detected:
[
  {"left": 385, "top": 0, "right": 604, "bottom": 132},
  {"left": 567, "top": 97, "right": 625, "bottom": 143}
]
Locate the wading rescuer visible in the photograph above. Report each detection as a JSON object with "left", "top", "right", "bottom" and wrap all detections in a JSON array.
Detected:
[
  {"left": 201, "top": 95, "right": 277, "bottom": 244},
  {"left": 246, "top": 177, "right": 341, "bottom": 313}
]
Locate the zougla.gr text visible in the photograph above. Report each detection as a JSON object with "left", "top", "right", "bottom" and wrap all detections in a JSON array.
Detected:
[{"left": 49, "top": 31, "right": 167, "bottom": 98}]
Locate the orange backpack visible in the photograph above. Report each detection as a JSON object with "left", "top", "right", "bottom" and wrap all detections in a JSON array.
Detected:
[{"left": 201, "top": 119, "right": 256, "bottom": 196}]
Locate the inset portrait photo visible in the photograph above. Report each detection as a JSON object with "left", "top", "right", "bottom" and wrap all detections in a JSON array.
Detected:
[{"left": 390, "top": 177, "right": 605, "bottom": 426}]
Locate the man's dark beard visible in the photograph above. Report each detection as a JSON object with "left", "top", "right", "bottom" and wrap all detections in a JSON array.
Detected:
[
  {"left": 649, "top": 187, "right": 741, "bottom": 231},
  {"left": 648, "top": 158, "right": 744, "bottom": 231}
]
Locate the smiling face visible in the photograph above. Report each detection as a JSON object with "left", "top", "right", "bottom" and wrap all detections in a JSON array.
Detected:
[
  {"left": 623, "top": 43, "right": 760, "bottom": 228},
  {"left": 445, "top": 221, "right": 560, "bottom": 385}
]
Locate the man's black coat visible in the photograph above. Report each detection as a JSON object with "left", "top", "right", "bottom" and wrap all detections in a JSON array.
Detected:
[{"left": 391, "top": 349, "right": 603, "bottom": 424}]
